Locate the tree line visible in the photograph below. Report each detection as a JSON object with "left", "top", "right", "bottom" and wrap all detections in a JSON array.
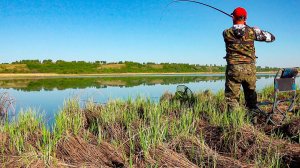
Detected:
[{"left": 0, "top": 60, "right": 278, "bottom": 74}]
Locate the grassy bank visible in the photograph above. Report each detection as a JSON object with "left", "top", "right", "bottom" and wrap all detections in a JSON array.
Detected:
[
  {"left": 1, "top": 60, "right": 278, "bottom": 74},
  {"left": 1, "top": 87, "right": 300, "bottom": 167},
  {"left": 0, "top": 71, "right": 277, "bottom": 78},
  {"left": 0, "top": 72, "right": 227, "bottom": 78}
]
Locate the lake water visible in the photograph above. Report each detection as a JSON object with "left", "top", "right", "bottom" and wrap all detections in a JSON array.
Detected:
[{"left": 1, "top": 74, "right": 299, "bottom": 125}]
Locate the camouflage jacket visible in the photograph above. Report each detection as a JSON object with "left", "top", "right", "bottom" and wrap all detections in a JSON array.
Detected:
[{"left": 223, "top": 24, "right": 275, "bottom": 65}]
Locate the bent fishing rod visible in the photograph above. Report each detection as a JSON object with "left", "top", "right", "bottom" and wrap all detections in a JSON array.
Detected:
[
  {"left": 166, "top": 0, "right": 232, "bottom": 18},
  {"left": 165, "top": 0, "right": 256, "bottom": 28}
]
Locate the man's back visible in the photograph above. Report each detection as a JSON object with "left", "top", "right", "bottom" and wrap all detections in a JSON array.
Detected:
[
  {"left": 223, "top": 25, "right": 275, "bottom": 65},
  {"left": 223, "top": 25, "right": 256, "bottom": 65}
]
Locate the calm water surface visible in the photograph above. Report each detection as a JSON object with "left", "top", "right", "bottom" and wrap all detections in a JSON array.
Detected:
[{"left": 1, "top": 74, "right": 298, "bottom": 125}]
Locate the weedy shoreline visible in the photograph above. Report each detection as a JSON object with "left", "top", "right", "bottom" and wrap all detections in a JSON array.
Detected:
[{"left": 1, "top": 87, "right": 299, "bottom": 167}]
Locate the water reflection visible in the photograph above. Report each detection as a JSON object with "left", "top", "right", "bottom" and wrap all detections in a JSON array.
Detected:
[
  {"left": 0, "top": 74, "right": 290, "bottom": 126},
  {"left": 0, "top": 74, "right": 275, "bottom": 91}
]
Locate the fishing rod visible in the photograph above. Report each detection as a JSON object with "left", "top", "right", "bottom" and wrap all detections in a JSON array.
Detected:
[
  {"left": 164, "top": 0, "right": 254, "bottom": 27},
  {"left": 167, "top": 0, "right": 232, "bottom": 18}
]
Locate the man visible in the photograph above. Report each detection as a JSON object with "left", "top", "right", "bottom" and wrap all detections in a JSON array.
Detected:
[{"left": 223, "top": 7, "right": 275, "bottom": 112}]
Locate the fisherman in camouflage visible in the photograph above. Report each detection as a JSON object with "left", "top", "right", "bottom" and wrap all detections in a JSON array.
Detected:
[{"left": 223, "top": 7, "right": 275, "bottom": 112}]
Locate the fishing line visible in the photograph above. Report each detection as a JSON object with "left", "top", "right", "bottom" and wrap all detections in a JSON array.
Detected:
[
  {"left": 170, "top": 0, "right": 232, "bottom": 17},
  {"left": 160, "top": 0, "right": 232, "bottom": 22}
]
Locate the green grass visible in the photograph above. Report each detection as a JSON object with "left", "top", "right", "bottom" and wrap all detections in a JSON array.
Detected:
[{"left": 1, "top": 86, "right": 299, "bottom": 167}]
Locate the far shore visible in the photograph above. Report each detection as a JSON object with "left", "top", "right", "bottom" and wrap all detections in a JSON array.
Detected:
[{"left": 0, "top": 72, "right": 276, "bottom": 78}]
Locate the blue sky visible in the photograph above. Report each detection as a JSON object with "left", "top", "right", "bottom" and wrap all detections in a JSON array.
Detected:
[{"left": 0, "top": 0, "right": 299, "bottom": 67}]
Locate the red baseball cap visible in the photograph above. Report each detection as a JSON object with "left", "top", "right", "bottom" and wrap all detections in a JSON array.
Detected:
[{"left": 232, "top": 7, "right": 247, "bottom": 19}]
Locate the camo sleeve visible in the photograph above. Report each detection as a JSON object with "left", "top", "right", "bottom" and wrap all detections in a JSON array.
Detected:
[{"left": 253, "top": 27, "right": 275, "bottom": 42}]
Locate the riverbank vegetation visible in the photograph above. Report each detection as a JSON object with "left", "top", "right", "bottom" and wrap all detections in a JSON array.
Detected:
[
  {"left": 0, "top": 60, "right": 278, "bottom": 74},
  {"left": 1, "top": 87, "right": 299, "bottom": 167}
]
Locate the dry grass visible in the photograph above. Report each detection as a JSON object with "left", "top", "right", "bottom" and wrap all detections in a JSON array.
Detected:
[
  {"left": 0, "top": 64, "right": 30, "bottom": 73},
  {"left": 56, "top": 135, "right": 125, "bottom": 167},
  {"left": 169, "top": 136, "right": 254, "bottom": 168},
  {"left": 98, "top": 64, "right": 126, "bottom": 69},
  {"left": 148, "top": 64, "right": 163, "bottom": 69},
  {"left": 149, "top": 145, "right": 198, "bottom": 167}
]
